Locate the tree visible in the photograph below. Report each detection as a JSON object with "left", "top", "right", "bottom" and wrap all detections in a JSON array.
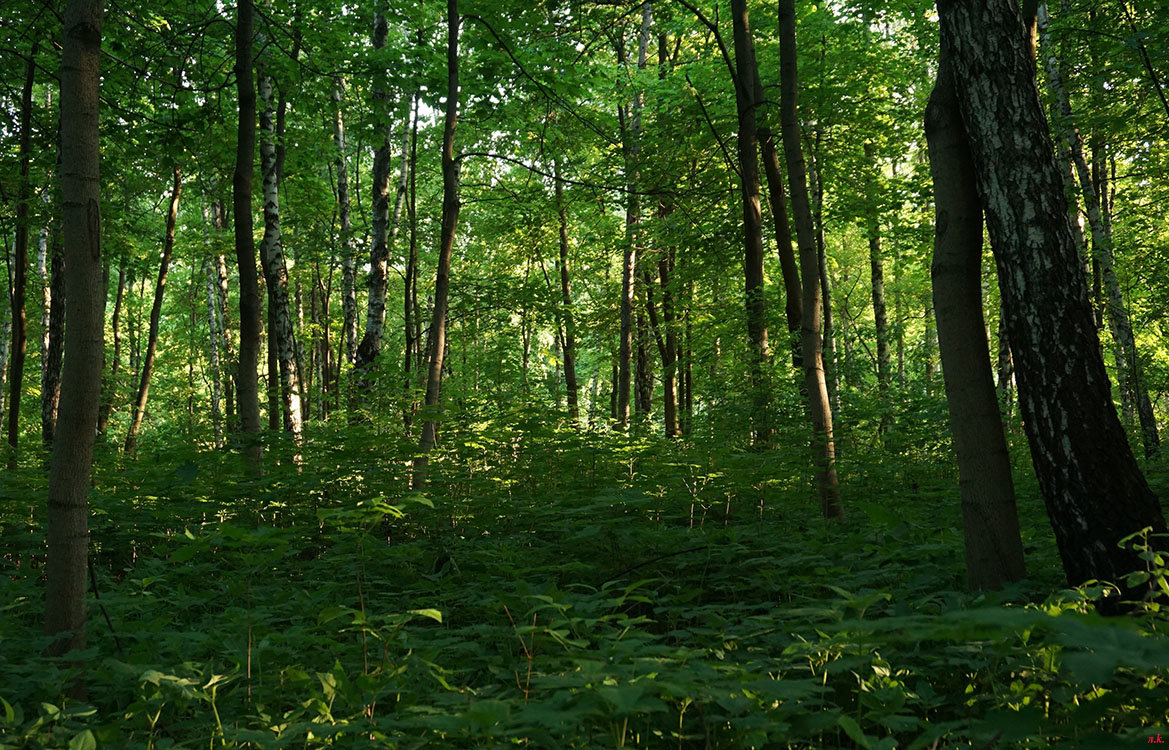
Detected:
[
  {"left": 412, "top": 0, "right": 460, "bottom": 489},
  {"left": 125, "top": 166, "right": 181, "bottom": 454},
  {"left": 779, "top": 0, "right": 843, "bottom": 520},
  {"left": 233, "top": 0, "right": 264, "bottom": 472},
  {"left": 45, "top": 0, "right": 104, "bottom": 666},
  {"left": 730, "top": 0, "right": 771, "bottom": 445},
  {"left": 926, "top": 33, "right": 1026, "bottom": 591},
  {"left": 938, "top": 0, "right": 1166, "bottom": 606},
  {"left": 6, "top": 43, "right": 35, "bottom": 468}
]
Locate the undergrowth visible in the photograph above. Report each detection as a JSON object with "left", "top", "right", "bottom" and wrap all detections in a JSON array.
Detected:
[{"left": 2, "top": 415, "right": 1169, "bottom": 748}]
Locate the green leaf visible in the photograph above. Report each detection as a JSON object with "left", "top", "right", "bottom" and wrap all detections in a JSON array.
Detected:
[
  {"left": 68, "top": 730, "right": 96, "bottom": 750},
  {"left": 837, "top": 715, "right": 873, "bottom": 749}
]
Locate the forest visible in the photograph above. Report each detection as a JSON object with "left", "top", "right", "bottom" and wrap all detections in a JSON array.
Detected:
[{"left": 2, "top": 0, "right": 1169, "bottom": 746}]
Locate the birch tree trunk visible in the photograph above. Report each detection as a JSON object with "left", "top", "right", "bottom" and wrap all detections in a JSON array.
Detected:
[
  {"left": 412, "top": 0, "right": 460, "bottom": 489},
  {"left": 779, "top": 0, "right": 843, "bottom": 519},
  {"left": 45, "top": 0, "right": 104, "bottom": 669},
  {"left": 125, "top": 166, "right": 181, "bottom": 454},
  {"left": 257, "top": 63, "right": 303, "bottom": 440},
  {"left": 939, "top": 0, "right": 1166, "bottom": 607}
]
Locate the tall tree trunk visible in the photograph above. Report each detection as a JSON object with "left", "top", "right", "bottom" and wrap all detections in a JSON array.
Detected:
[
  {"left": 353, "top": 6, "right": 410, "bottom": 405},
  {"left": 939, "top": 0, "right": 1166, "bottom": 607},
  {"left": 730, "top": 0, "right": 772, "bottom": 445},
  {"left": 334, "top": 80, "right": 358, "bottom": 367},
  {"left": 215, "top": 246, "right": 236, "bottom": 433},
  {"left": 554, "top": 162, "right": 580, "bottom": 425},
  {"left": 45, "top": 0, "right": 103, "bottom": 668},
  {"left": 412, "top": 0, "right": 460, "bottom": 489},
  {"left": 1038, "top": 5, "right": 1158, "bottom": 459},
  {"left": 780, "top": 0, "right": 843, "bottom": 519},
  {"left": 6, "top": 45, "right": 36, "bottom": 468},
  {"left": 865, "top": 144, "right": 892, "bottom": 398},
  {"left": 233, "top": 0, "right": 263, "bottom": 472},
  {"left": 995, "top": 299, "right": 1013, "bottom": 413},
  {"left": 615, "top": 3, "right": 652, "bottom": 429},
  {"left": 97, "top": 267, "right": 124, "bottom": 435},
  {"left": 201, "top": 195, "right": 225, "bottom": 447},
  {"left": 257, "top": 63, "right": 303, "bottom": 440},
  {"left": 403, "top": 95, "right": 420, "bottom": 431},
  {"left": 926, "top": 46, "right": 1026, "bottom": 591},
  {"left": 41, "top": 231, "right": 65, "bottom": 446},
  {"left": 811, "top": 138, "right": 838, "bottom": 416},
  {"left": 125, "top": 166, "right": 181, "bottom": 454}
]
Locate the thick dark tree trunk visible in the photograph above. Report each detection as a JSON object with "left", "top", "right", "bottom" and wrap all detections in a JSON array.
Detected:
[
  {"left": 412, "top": 0, "right": 460, "bottom": 489},
  {"left": 233, "top": 0, "right": 263, "bottom": 472},
  {"left": 125, "top": 166, "right": 181, "bottom": 454},
  {"left": 45, "top": 0, "right": 103, "bottom": 670},
  {"left": 779, "top": 0, "right": 843, "bottom": 519},
  {"left": 730, "top": 0, "right": 771, "bottom": 445},
  {"left": 926, "top": 46, "right": 1026, "bottom": 591},
  {"left": 939, "top": 0, "right": 1166, "bottom": 606}
]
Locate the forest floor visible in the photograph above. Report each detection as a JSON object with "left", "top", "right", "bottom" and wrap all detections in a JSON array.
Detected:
[{"left": 3, "top": 414, "right": 1169, "bottom": 748}]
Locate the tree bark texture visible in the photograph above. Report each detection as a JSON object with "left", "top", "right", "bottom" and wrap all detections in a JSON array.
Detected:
[
  {"left": 233, "top": 0, "right": 263, "bottom": 472},
  {"left": 779, "top": 0, "right": 843, "bottom": 519},
  {"left": 554, "top": 162, "right": 580, "bottom": 424},
  {"left": 730, "top": 0, "right": 771, "bottom": 445},
  {"left": 939, "top": 0, "right": 1166, "bottom": 605},
  {"left": 125, "top": 166, "right": 181, "bottom": 454},
  {"left": 7, "top": 45, "right": 36, "bottom": 467},
  {"left": 926, "top": 47, "right": 1026, "bottom": 591},
  {"left": 45, "top": 0, "right": 103, "bottom": 665},
  {"left": 334, "top": 81, "right": 358, "bottom": 367},
  {"left": 41, "top": 232, "right": 65, "bottom": 445},
  {"left": 258, "top": 65, "right": 303, "bottom": 439},
  {"left": 412, "top": 0, "right": 460, "bottom": 489},
  {"left": 202, "top": 197, "right": 225, "bottom": 447},
  {"left": 615, "top": 2, "right": 652, "bottom": 429}
]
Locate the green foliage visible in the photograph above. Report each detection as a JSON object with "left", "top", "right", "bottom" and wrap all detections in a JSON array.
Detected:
[{"left": 3, "top": 422, "right": 1169, "bottom": 748}]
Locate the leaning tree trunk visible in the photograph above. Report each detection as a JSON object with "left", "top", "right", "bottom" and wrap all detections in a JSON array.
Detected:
[
  {"left": 257, "top": 63, "right": 303, "bottom": 440},
  {"left": 125, "top": 166, "right": 181, "bottom": 454},
  {"left": 411, "top": 0, "right": 460, "bottom": 490},
  {"left": 45, "top": 0, "right": 104, "bottom": 668},
  {"left": 730, "top": 0, "right": 772, "bottom": 445},
  {"left": 939, "top": 0, "right": 1166, "bottom": 607},
  {"left": 233, "top": 0, "right": 263, "bottom": 473},
  {"left": 6, "top": 44, "right": 35, "bottom": 468},
  {"left": 926, "top": 44, "right": 1026, "bottom": 591},
  {"left": 779, "top": 0, "right": 843, "bottom": 520},
  {"left": 40, "top": 231, "right": 65, "bottom": 445},
  {"left": 1038, "top": 5, "right": 1158, "bottom": 460}
]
